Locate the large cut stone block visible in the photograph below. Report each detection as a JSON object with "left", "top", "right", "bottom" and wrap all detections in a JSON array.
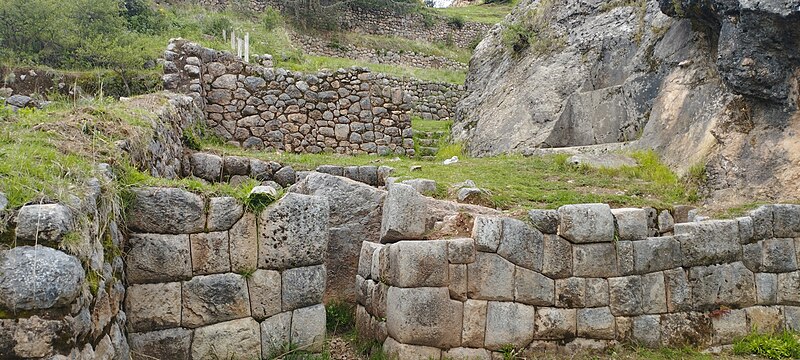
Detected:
[
  {"left": 380, "top": 183, "right": 428, "bottom": 242},
  {"left": 291, "top": 304, "right": 327, "bottom": 352},
  {"left": 557, "top": 204, "right": 614, "bottom": 243},
  {"left": 182, "top": 273, "right": 251, "bottom": 328},
  {"left": 129, "top": 328, "right": 192, "bottom": 360},
  {"left": 358, "top": 242, "right": 383, "bottom": 279},
  {"left": 498, "top": 218, "right": 544, "bottom": 271},
  {"left": 756, "top": 272, "right": 778, "bottom": 305},
  {"left": 642, "top": 272, "right": 667, "bottom": 314},
  {"left": 282, "top": 265, "right": 326, "bottom": 311},
  {"left": 248, "top": 269, "right": 281, "bottom": 320},
  {"left": 534, "top": 307, "right": 576, "bottom": 340},
  {"left": 712, "top": 309, "right": 747, "bottom": 345},
  {"left": 0, "top": 246, "right": 83, "bottom": 311},
  {"left": 555, "top": 277, "right": 586, "bottom": 308},
  {"left": 259, "top": 193, "right": 329, "bottom": 270},
  {"left": 585, "top": 278, "right": 610, "bottom": 307},
  {"left": 192, "top": 317, "right": 261, "bottom": 360},
  {"left": 778, "top": 271, "right": 800, "bottom": 305},
  {"left": 386, "top": 286, "right": 463, "bottom": 348},
  {"left": 689, "top": 262, "right": 756, "bottom": 310},
  {"left": 444, "top": 347, "right": 491, "bottom": 360},
  {"left": 785, "top": 306, "right": 800, "bottom": 331},
  {"left": 261, "top": 311, "right": 292, "bottom": 357},
  {"left": 745, "top": 306, "right": 783, "bottom": 333},
  {"left": 462, "top": 299, "right": 488, "bottom": 348},
  {"left": 674, "top": 220, "right": 741, "bottom": 266},
  {"left": 749, "top": 205, "right": 774, "bottom": 240},
  {"left": 383, "top": 337, "right": 442, "bottom": 360},
  {"left": 773, "top": 204, "right": 800, "bottom": 237},
  {"left": 229, "top": 212, "right": 258, "bottom": 273},
  {"left": 291, "top": 172, "right": 386, "bottom": 301},
  {"left": 127, "top": 187, "right": 205, "bottom": 234},
  {"left": 485, "top": 301, "right": 536, "bottom": 349},
  {"left": 126, "top": 282, "right": 181, "bottom": 332},
  {"left": 762, "top": 238, "right": 798, "bottom": 272},
  {"left": 14, "top": 204, "right": 73, "bottom": 244},
  {"left": 448, "top": 238, "right": 476, "bottom": 264},
  {"left": 126, "top": 233, "right": 191, "bottom": 284},
  {"left": 664, "top": 268, "right": 692, "bottom": 312},
  {"left": 467, "top": 252, "right": 515, "bottom": 301},
  {"left": 473, "top": 216, "right": 502, "bottom": 252},
  {"left": 528, "top": 209, "right": 559, "bottom": 234},
  {"left": 633, "top": 236, "right": 682, "bottom": 274},
  {"left": 660, "top": 312, "right": 713, "bottom": 347},
  {"left": 612, "top": 208, "right": 648, "bottom": 241},
  {"left": 632, "top": 315, "right": 661, "bottom": 346},
  {"left": 573, "top": 243, "right": 617, "bottom": 277},
  {"left": 190, "top": 231, "right": 230, "bottom": 275},
  {"left": 0, "top": 316, "right": 73, "bottom": 358},
  {"left": 385, "top": 240, "right": 448, "bottom": 287},
  {"left": 577, "top": 307, "right": 615, "bottom": 339},
  {"left": 542, "top": 234, "right": 572, "bottom": 278},
  {"left": 609, "top": 276, "right": 643, "bottom": 316},
  {"left": 206, "top": 197, "right": 243, "bottom": 232},
  {"left": 514, "top": 266, "right": 555, "bottom": 306}
]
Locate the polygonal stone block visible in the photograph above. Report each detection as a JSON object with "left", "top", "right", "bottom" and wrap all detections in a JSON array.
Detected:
[
  {"left": 126, "top": 283, "right": 182, "bottom": 332},
  {"left": 486, "top": 301, "right": 536, "bottom": 349},
  {"left": 127, "top": 234, "right": 191, "bottom": 284},
  {"left": 585, "top": 278, "right": 610, "bottom": 307},
  {"left": 609, "top": 276, "right": 642, "bottom": 316},
  {"left": 473, "top": 216, "right": 502, "bottom": 252},
  {"left": 190, "top": 231, "right": 230, "bottom": 275},
  {"left": 534, "top": 307, "right": 576, "bottom": 340},
  {"left": 182, "top": 273, "right": 251, "bottom": 328},
  {"left": 612, "top": 208, "right": 648, "bottom": 240},
  {"left": 542, "top": 235, "right": 572, "bottom": 278},
  {"left": 528, "top": 209, "right": 559, "bottom": 234},
  {"left": 206, "top": 197, "right": 243, "bottom": 232},
  {"left": 248, "top": 269, "right": 281, "bottom": 320},
  {"left": 558, "top": 204, "right": 614, "bottom": 243},
  {"left": 498, "top": 218, "right": 544, "bottom": 271},
  {"left": 745, "top": 306, "right": 783, "bottom": 333},
  {"left": 467, "top": 252, "right": 515, "bottom": 301},
  {"left": 689, "top": 262, "right": 756, "bottom": 311},
  {"left": 555, "top": 277, "right": 585, "bottom": 308},
  {"left": 756, "top": 272, "right": 778, "bottom": 305},
  {"left": 385, "top": 240, "right": 448, "bottom": 287},
  {"left": 514, "top": 266, "right": 554, "bottom": 306},
  {"left": 573, "top": 243, "right": 617, "bottom": 277},
  {"left": 631, "top": 315, "right": 660, "bottom": 347},
  {"left": 126, "top": 187, "right": 206, "bottom": 234},
  {"left": 642, "top": 272, "right": 667, "bottom": 314},
  {"left": 462, "top": 299, "right": 487, "bottom": 348},
  {"left": 712, "top": 309, "right": 747, "bottom": 345},
  {"left": 291, "top": 304, "right": 327, "bottom": 352},
  {"left": 259, "top": 193, "right": 329, "bottom": 270},
  {"left": 282, "top": 265, "right": 326, "bottom": 311},
  {"left": 191, "top": 317, "right": 261, "bottom": 360},
  {"left": 447, "top": 238, "right": 476, "bottom": 264},
  {"left": 383, "top": 337, "right": 441, "bottom": 360},
  {"left": 577, "top": 307, "right": 616, "bottom": 340},
  {"left": 386, "top": 287, "right": 463, "bottom": 348},
  {"left": 778, "top": 271, "right": 800, "bottom": 305},
  {"left": 773, "top": 204, "right": 800, "bottom": 238},
  {"left": 664, "top": 268, "right": 692, "bottom": 312},
  {"left": 633, "top": 236, "right": 682, "bottom": 274},
  {"left": 229, "top": 212, "right": 257, "bottom": 273},
  {"left": 128, "top": 328, "right": 192, "bottom": 360},
  {"left": 261, "top": 311, "right": 292, "bottom": 357},
  {"left": 659, "top": 312, "right": 713, "bottom": 347},
  {"left": 675, "top": 220, "right": 741, "bottom": 266}
]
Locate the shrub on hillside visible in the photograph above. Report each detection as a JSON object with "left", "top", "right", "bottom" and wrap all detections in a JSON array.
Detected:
[
  {"left": 262, "top": 6, "right": 283, "bottom": 31},
  {"left": 447, "top": 15, "right": 466, "bottom": 29},
  {"left": 201, "top": 13, "right": 233, "bottom": 36}
]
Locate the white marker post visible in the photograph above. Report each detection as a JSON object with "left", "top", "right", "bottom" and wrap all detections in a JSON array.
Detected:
[
  {"left": 231, "top": 30, "right": 236, "bottom": 50},
  {"left": 244, "top": 32, "right": 250, "bottom": 63},
  {"left": 237, "top": 38, "right": 242, "bottom": 58}
]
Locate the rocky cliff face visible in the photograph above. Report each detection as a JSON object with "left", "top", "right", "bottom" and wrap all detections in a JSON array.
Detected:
[{"left": 454, "top": 0, "right": 800, "bottom": 204}]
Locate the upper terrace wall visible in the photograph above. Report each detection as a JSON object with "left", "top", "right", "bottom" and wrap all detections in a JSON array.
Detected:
[
  {"left": 163, "top": 40, "right": 415, "bottom": 156},
  {"left": 357, "top": 186, "right": 800, "bottom": 358}
]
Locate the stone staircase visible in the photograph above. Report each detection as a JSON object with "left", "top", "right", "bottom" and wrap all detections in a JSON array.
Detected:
[{"left": 414, "top": 130, "right": 448, "bottom": 160}]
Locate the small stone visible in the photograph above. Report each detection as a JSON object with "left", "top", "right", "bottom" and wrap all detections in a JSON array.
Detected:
[
  {"left": 472, "top": 216, "right": 502, "bottom": 252},
  {"left": 191, "top": 152, "right": 223, "bottom": 182},
  {"left": 401, "top": 178, "right": 438, "bottom": 195},
  {"left": 274, "top": 166, "right": 297, "bottom": 187},
  {"left": 658, "top": 210, "right": 675, "bottom": 233}
]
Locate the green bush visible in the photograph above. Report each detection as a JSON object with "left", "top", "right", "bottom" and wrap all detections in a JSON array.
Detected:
[
  {"left": 447, "top": 15, "right": 466, "bottom": 29},
  {"left": 500, "top": 0, "right": 565, "bottom": 55},
  {"left": 261, "top": 6, "right": 283, "bottom": 31},
  {"left": 200, "top": 13, "right": 233, "bottom": 37}
]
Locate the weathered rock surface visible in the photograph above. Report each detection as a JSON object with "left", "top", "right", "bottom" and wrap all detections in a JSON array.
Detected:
[
  {"left": 291, "top": 172, "right": 385, "bottom": 301},
  {"left": 0, "top": 246, "right": 83, "bottom": 311},
  {"left": 259, "top": 193, "right": 329, "bottom": 270},
  {"left": 192, "top": 317, "right": 261, "bottom": 359},
  {"left": 453, "top": 0, "right": 800, "bottom": 204},
  {"left": 129, "top": 328, "right": 192, "bottom": 360},
  {"left": 126, "top": 187, "right": 205, "bottom": 234},
  {"left": 181, "top": 273, "right": 251, "bottom": 328},
  {"left": 14, "top": 204, "right": 73, "bottom": 244},
  {"left": 386, "top": 287, "right": 463, "bottom": 348}
]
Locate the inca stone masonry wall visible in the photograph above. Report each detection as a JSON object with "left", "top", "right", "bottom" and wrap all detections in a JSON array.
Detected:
[
  {"left": 164, "top": 39, "right": 416, "bottom": 156},
  {"left": 357, "top": 188, "right": 800, "bottom": 358},
  {"left": 124, "top": 188, "right": 328, "bottom": 359}
]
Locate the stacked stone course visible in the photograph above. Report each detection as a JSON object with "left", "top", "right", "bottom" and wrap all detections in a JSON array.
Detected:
[
  {"left": 164, "top": 39, "right": 416, "bottom": 156},
  {"left": 357, "top": 195, "right": 800, "bottom": 358},
  {"left": 124, "top": 187, "right": 329, "bottom": 359}
]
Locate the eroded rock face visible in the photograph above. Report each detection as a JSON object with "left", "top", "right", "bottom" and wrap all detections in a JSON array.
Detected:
[{"left": 454, "top": 0, "right": 800, "bottom": 204}]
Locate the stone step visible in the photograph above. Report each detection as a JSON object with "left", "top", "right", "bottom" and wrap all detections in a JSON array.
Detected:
[
  {"left": 417, "top": 147, "right": 439, "bottom": 156},
  {"left": 417, "top": 139, "right": 438, "bottom": 146},
  {"left": 421, "top": 155, "right": 436, "bottom": 161}
]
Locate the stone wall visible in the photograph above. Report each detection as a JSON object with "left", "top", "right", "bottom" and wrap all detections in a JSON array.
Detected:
[
  {"left": 124, "top": 187, "right": 329, "bottom": 359},
  {"left": 177, "top": 0, "right": 491, "bottom": 49},
  {"left": 394, "top": 78, "right": 464, "bottom": 121},
  {"left": 0, "top": 175, "right": 130, "bottom": 358},
  {"left": 292, "top": 34, "right": 468, "bottom": 71},
  {"left": 357, "top": 195, "right": 800, "bottom": 358},
  {"left": 163, "top": 39, "right": 416, "bottom": 156}
]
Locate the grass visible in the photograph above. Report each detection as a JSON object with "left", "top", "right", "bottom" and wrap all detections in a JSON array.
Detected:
[
  {"left": 733, "top": 331, "right": 800, "bottom": 360},
  {"left": 429, "top": 0, "right": 518, "bottom": 25},
  {"left": 338, "top": 33, "right": 472, "bottom": 64},
  {"left": 279, "top": 55, "right": 467, "bottom": 84},
  {"left": 200, "top": 135, "right": 697, "bottom": 212},
  {"left": 325, "top": 301, "right": 355, "bottom": 335},
  {"left": 411, "top": 117, "right": 452, "bottom": 133}
]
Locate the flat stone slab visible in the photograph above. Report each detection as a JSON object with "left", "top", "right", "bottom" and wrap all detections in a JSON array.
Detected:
[
  {"left": 567, "top": 154, "right": 637, "bottom": 169},
  {"left": 192, "top": 317, "right": 261, "bottom": 359}
]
